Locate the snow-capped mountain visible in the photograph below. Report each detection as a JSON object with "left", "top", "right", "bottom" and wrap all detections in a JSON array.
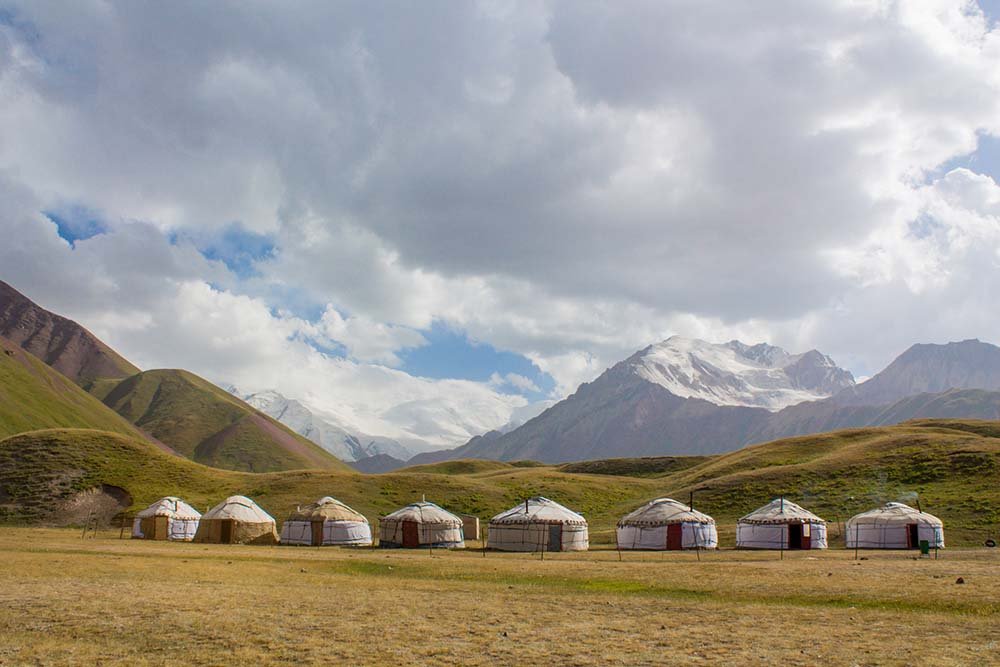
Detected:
[
  {"left": 409, "top": 337, "right": 1000, "bottom": 465},
  {"left": 237, "top": 389, "right": 413, "bottom": 462},
  {"left": 632, "top": 337, "right": 855, "bottom": 411}
]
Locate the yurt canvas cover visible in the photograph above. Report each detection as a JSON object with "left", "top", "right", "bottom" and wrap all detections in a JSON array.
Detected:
[
  {"left": 280, "top": 496, "right": 372, "bottom": 546},
  {"left": 132, "top": 497, "right": 201, "bottom": 541},
  {"left": 379, "top": 501, "right": 464, "bottom": 548},
  {"left": 487, "top": 497, "right": 589, "bottom": 552},
  {"left": 193, "top": 496, "right": 279, "bottom": 545},
  {"left": 736, "top": 498, "right": 828, "bottom": 550},
  {"left": 846, "top": 502, "right": 944, "bottom": 549},
  {"left": 616, "top": 498, "right": 717, "bottom": 550}
]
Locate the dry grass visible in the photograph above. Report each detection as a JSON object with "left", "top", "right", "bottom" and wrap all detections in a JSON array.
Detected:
[{"left": 1, "top": 528, "right": 999, "bottom": 666}]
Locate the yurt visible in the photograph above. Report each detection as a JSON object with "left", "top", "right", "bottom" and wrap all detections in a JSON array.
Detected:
[
  {"left": 378, "top": 500, "right": 464, "bottom": 548},
  {"left": 131, "top": 497, "right": 201, "bottom": 541},
  {"left": 736, "top": 498, "right": 827, "bottom": 550},
  {"left": 280, "top": 496, "right": 372, "bottom": 546},
  {"left": 846, "top": 502, "right": 944, "bottom": 549},
  {"left": 616, "top": 498, "right": 718, "bottom": 550},
  {"left": 487, "top": 496, "right": 589, "bottom": 552},
  {"left": 193, "top": 496, "right": 279, "bottom": 545}
]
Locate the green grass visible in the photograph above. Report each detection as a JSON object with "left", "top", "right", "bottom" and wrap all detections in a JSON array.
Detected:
[
  {"left": 3, "top": 420, "right": 1000, "bottom": 546},
  {"left": 96, "top": 369, "right": 349, "bottom": 472},
  {"left": 0, "top": 341, "right": 145, "bottom": 441},
  {"left": 558, "top": 455, "right": 713, "bottom": 477}
]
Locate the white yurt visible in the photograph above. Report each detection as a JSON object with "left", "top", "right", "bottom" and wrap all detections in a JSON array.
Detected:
[
  {"left": 280, "top": 497, "right": 372, "bottom": 546},
  {"left": 616, "top": 498, "right": 718, "bottom": 550},
  {"left": 378, "top": 500, "right": 465, "bottom": 548},
  {"left": 132, "top": 497, "right": 201, "bottom": 541},
  {"left": 736, "top": 498, "right": 827, "bottom": 550},
  {"left": 846, "top": 502, "right": 944, "bottom": 549},
  {"left": 193, "top": 495, "right": 279, "bottom": 545},
  {"left": 487, "top": 496, "right": 589, "bottom": 552}
]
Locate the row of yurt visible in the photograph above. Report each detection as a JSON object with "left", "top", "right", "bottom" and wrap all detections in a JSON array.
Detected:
[
  {"left": 132, "top": 495, "right": 371, "bottom": 546},
  {"left": 130, "top": 494, "right": 944, "bottom": 551}
]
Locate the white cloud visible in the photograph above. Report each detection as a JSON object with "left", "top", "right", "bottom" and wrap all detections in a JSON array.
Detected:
[{"left": 0, "top": 1, "right": 999, "bottom": 428}]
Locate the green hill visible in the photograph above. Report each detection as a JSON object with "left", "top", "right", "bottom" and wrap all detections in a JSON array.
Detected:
[
  {"left": 2, "top": 420, "right": 999, "bottom": 545},
  {"left": 0, "top": 338, "right": 150, "bottom": 442},
  {"left": 96, "top": 369, "right": 350, "bottom": 473}
]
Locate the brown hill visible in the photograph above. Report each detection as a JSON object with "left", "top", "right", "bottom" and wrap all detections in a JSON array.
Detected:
[{"left": 0, "top": 280, "right": 139, "bottom": 386}]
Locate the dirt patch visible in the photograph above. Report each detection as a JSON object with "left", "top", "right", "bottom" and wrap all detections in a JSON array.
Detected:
[{"left": 56, "top": 485, "right": 132, "bottom": 526}]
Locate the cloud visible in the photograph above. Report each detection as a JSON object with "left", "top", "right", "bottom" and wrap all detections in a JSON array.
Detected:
[
  {"left": 0, "top": 1, "right": 999, "bottom": 428},
  {"left": 489, "top": 372, "right": 540, "bottom": 394}
]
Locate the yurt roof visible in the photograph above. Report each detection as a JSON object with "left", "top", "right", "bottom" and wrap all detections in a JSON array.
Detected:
[
  {"left": 202, "top": 496, "right": 275, "bottom": 523},
  {"left": 135, "top": 496, "right": 201, "bottom": 520},
  {"left": 382, "top": 501, "right": 462, "bottom": 526},
  {"left": 738, "top": 498, "right": 825, "bottom": 525},
  {"left": 847, "top": 502, "right": 942, "bottom": 527},
  {"left": 490, "top": 496, "right": 587, "bottom": 526},
  {"left": 617, "top": 498, "right": 714, "bottom": 527},
  {"left": 287, "top": 496, "right": 368, "bottom": 523}
]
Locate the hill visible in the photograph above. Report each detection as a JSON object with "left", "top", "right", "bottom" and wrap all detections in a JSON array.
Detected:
[
  {"left": 0, "top": 280, "right": 139, "bottom": 386},
  {"left": 96, "top": 370, "right": 350, "bottom": 473},
  {"left": 2, "top": 421, "right": 999, "bottom": 545},
  {"left": 0, "top": 337, "right": 152, "bottom": 444}
]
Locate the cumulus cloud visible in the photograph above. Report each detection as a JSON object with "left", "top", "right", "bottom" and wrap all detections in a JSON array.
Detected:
[{"left": 0, "top": 0, "right": 999, "bottom": 437}]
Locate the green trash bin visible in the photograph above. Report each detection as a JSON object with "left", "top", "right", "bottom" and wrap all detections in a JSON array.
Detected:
[{"left": 919, "top": 540, "right": 930, "bottom": 556}]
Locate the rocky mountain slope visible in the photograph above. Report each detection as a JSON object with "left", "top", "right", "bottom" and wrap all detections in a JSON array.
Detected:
[{"left": 0, "top": 280, "right": 139, "bottom": 386}]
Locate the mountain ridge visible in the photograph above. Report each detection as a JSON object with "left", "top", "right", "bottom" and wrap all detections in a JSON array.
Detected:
[{"left": 411, "top": 337, "right": 1000, "bottom": 464}]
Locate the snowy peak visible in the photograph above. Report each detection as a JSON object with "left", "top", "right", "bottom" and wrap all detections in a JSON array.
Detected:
[
  {"left": 631, "top": 336, "right": 854, "bottom": 411},
  {"left": 240, "top": 389, "right": 413, "bottom": 462}
]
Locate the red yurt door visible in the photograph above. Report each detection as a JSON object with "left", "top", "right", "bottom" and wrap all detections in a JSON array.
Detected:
[
  {"left": 402, "top": 520, "right": 419, "bottom": 547},
  {"left": 801, "top": 522, "right": 812, "bottom": 550},
  {"left": 666, "top": 524, "right": 683, "bottom": 550}
]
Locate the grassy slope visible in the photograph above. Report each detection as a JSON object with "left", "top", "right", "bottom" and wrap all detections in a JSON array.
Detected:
[
  {"left": 97, "top": 369, "right": 349, "bottom": 472},
  {"left": 0, "top": 340, "right": 146, "bottom": 441},
  {"left": 2, "top": 420, "right": 999, "bottom": 545}
]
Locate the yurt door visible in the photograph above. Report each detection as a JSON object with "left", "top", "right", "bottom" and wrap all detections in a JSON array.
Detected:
[
  {"left": 801, "top": 522, "right": 812, "bottom": 550},
  {"left": 154, "top": 516, "right": 169, "bottom": 540},
  {"left": 402, "top": 520, "right": 419, "bottom": 547},
  {"left": 788, "top": 523, "right": 803, "bottom": 549},
  {"left": 311, "top": 521, "right": 324, "bottom": 546},
  {"left": 666, "top": 524, "right": 683, "bottom": 550},
  {"left": 547, "top": 524, "right": 563, "bottom": 552},
  {"left": 907, "top": 524, "right": 919, "bottom": 549},
  {"left": 220, "top": 519, "right": 234, "bottom": 544}
]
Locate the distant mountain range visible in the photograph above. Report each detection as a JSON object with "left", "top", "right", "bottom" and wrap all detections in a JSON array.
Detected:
[
  {"left": 235, "top": 389, "right": 414, "bottom": 462},
  {"left": 0, "top": 280, "right": 349, "bottom": 473},
  {"left": 410, "top": 336, "right": 1000, "bottom": 465}
]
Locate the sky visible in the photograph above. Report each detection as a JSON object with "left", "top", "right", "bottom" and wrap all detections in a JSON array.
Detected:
[{"left": 1, "top": 1, "right": 999, "bottom": 450}]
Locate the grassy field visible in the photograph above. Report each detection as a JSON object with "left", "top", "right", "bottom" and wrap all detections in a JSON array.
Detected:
[{"left": 0, "top": 528, "right": 998, "bottom": 665}]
